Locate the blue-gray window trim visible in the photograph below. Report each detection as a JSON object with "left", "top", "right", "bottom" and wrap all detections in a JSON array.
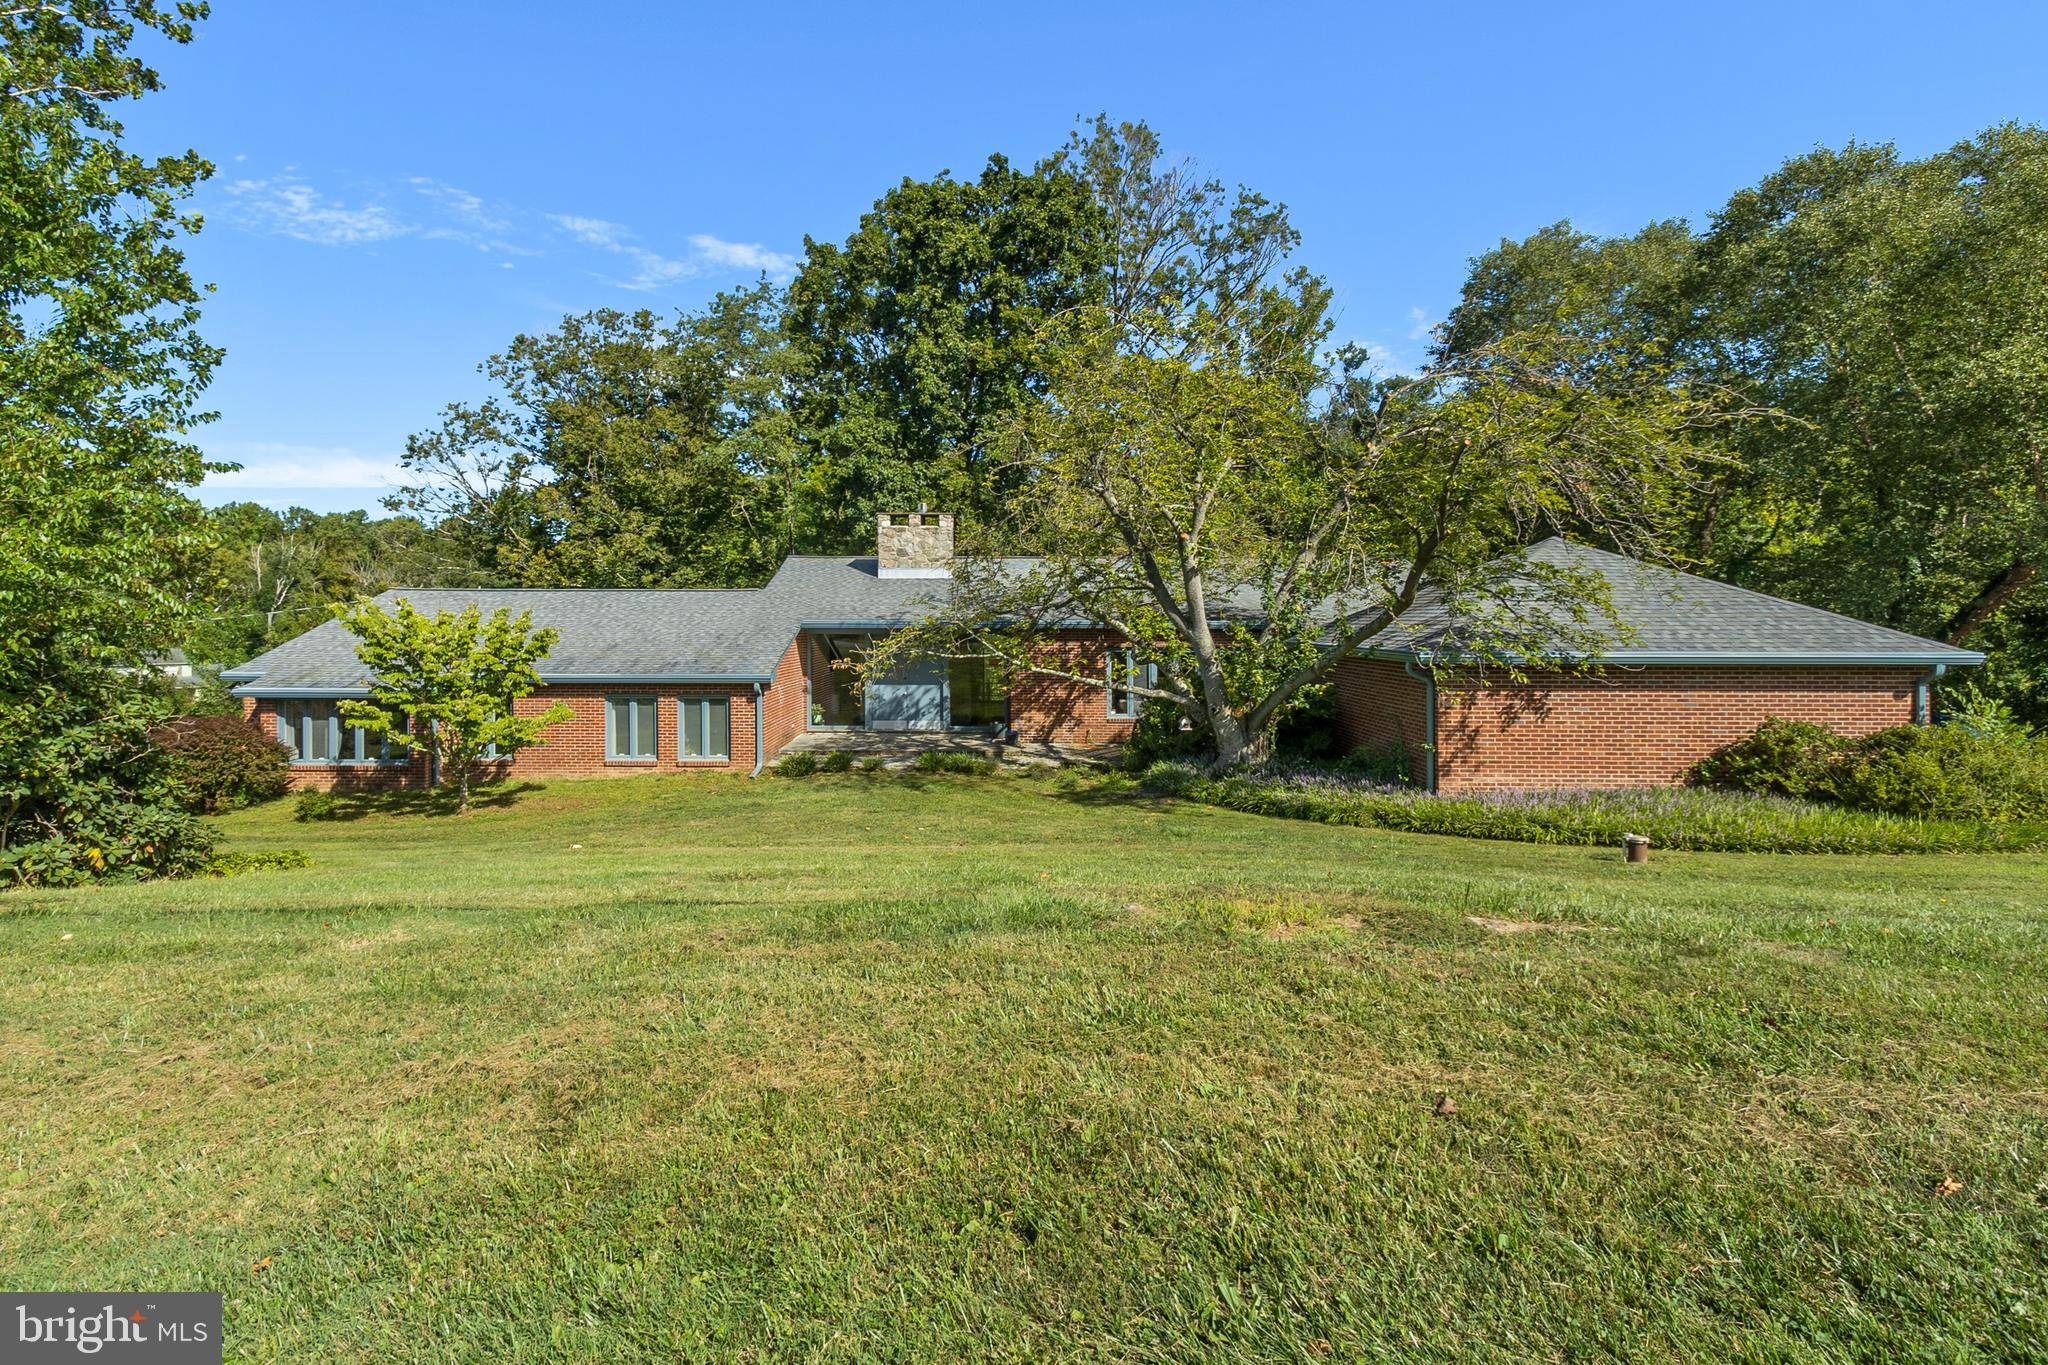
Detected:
[
  {"left": 605, "top": 694, "right": 659, "bottom": 762},
  {"left": 275, "top": 700, "right": 405, "bottom": 766},
  {"left": 1107, "top": 648, "right": 1155, "bottom": 719},
  {"left": 677, "top": 695, "right": 732, "bottom": 760}
]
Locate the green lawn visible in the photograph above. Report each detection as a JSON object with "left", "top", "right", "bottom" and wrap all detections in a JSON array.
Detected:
[{"left": 3, "top": 772, "right": 2045, "bottom": 1362}]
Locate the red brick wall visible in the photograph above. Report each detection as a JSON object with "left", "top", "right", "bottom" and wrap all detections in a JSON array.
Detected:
[
  {"left": 1432, "top": 664, "right": 1922, "bottom": 792},
  {"left": 1009, "top": 631, "right": 1142, "bottom": 748},
  {"left": 1329, "top": 657, "right": 1430, "bottom": 783},
  {"left": 246, "top": 680, "right": 772, "bottom": 789},
  {"left": 761, "top": 636, "right": 809, "bottom": 761}
]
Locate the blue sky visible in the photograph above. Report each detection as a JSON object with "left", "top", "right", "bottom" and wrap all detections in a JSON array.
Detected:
[{"left": 131, "top": 1, "right": 2048, "bottom": 515}]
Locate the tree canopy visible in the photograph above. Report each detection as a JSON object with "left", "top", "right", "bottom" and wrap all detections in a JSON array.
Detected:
[
  {"left": 784, "top": 150, "right": 1109, "bottom": 545},
  {"left": 390, "top": 284, "right": 800, "bottom": 586},
  {"left": 0, "top": 0, "right": 220, "bottom": 883},
  {"left": 1445, "top": 124, "right": 2048, "bottom": 717}
]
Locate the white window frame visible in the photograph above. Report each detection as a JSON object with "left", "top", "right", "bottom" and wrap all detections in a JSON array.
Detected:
[
  {"left": 605, "top": 695, "right": 659, "bottom": 763},
  {"left": 677, "top": 695, "right": 732, "bottom": 761}
]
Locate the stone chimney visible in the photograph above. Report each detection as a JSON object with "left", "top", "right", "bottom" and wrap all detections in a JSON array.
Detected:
[{"left": 876, "top": 507, "right": 954, "bottom": 578}]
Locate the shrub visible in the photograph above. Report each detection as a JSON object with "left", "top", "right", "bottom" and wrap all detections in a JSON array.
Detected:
[
  {"left": 1691, "top": 718, "right": 1846, "bottom": 802},
  {"left": 293, "top": 790, "right": 343, "bottom": 822},
  {"left": 816, "top": 750, "right": 855, "bottom": 774},
  {"left": 774, "top": 752, "right": 819, "bottom": 778},
  {"left": 1696, "top": 716, "right": 2048, "bottom": 822},
  {"left": 1835, "top": 725, "right": 2048, "bottom": 821},
  {"left": 1940, "top": 678, "right": 2031, "bottom": 740},
  {"left": 910, "top": 750, "right": 1003, "bottom": 776},
  {"left": 1328, "top": 741, "right": 1417, "bottom": 787},
  {"left": 1, "top": 670, "right": 212, "bottom": 888},
  {"left": 854, "top": 756, "right": 885, "bottom": 774},
  {"left": 1119, "top": 702, "right": 1208, "bottom": 771},
  {"left": 1140, "top": 760, "right": 1201, "bottom": 797},
  {"left": 1137, "top": 763, "right": 2043, "bottom": 855},
  {"left": 151, "top": 714, "right": 291, "bottom": 813},
  {"left": 204, "top": 849, "right": 311, "bottom": 877}
]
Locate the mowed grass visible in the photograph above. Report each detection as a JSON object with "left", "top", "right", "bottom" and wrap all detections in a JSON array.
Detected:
[{"left": 3, "top": 773, "right": 2046, "bottom": 1362}]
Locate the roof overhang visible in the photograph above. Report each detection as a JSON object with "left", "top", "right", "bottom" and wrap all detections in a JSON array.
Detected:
[
  {"left": 536, "top": 672, "right": 774, "bottom": 685},
  {"left": 1360, "top": 645, "right": 1986, "bottom": 667},
  {"left": 230, "top": 685, "right": 376, "bottom": 699},
  {"left": 233, "top": 669, "right": 774, "bottom": 697}
]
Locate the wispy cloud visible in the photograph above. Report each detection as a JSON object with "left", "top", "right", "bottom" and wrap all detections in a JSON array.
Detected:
[
  {"left": 203, "top": 441, "right": 407, "bottom": 492},
  {"left": 1406, "top": 305, "right": 1435, "bottom": 342},
  {"left": 222, "top": 176, "right": 408, "bottom": 246},
  {"left": 687, "top": 233, "right": 799, "bottom": 276},
  {"left": 217, "top": 165, "right": 799, "bottom": 290},
  {"left": 550, "top": 214, "right": 630, "bottom": 250},
  {"left": 548, "top": 213, "right": 798, "bottom": 289},
  {"left": 407, "top": 175, "right": 509, "bottom": 232}
]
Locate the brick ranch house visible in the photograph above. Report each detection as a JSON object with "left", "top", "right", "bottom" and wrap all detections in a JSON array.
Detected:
[
  {"left": 226, "top": 515, "right": 1981, "bottom": 792},
  {"left": 1333, "top": 538, "right": 1983, "bottom": 792}
]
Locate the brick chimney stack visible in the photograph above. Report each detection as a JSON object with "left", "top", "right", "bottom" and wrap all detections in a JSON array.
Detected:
[{"left": 876, "top": 507, "right": 954, "bottom": 578}]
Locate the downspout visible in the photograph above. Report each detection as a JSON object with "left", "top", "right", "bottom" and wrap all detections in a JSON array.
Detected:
[
  {"left": 751, "top": 682, "right": 765, "bottom": 777},
  {"left": 1913, "top": 663, "right": 1948, "bottom": 725},
  {"left": 1402, "top": 657, "right": 1438, "bottom": 793}
]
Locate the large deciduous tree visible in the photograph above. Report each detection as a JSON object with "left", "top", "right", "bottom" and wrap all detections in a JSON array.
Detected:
[
  {"left": 873, "top": 121, "right": 1735, "bottom": 770},
  {"left": 0, "top": 1, "right": 219, "bottom": 883},
  {"left": 783, "top": 150, "right": 1109, "bottom": 545},
  {"left": 390, "top": 284, "right": 800, "bottom": 587}
]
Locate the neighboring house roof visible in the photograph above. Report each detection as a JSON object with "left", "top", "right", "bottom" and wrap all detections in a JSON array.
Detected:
[
  {"left": 225, "top": 537, "right": 1982, "bottom": 694},
  {"left": 1359, "top": 538, "right": 1985, "bottom": 666}
]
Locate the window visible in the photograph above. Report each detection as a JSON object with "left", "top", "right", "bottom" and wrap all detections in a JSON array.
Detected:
[
  {"left": 679, "top": 695, "right": 731, "bottom": 760},
  {"left": 1107, "top": 648, "right": 1155, "bottom": 720},
  {"left": 275, "top": 701, "right": 401, "bottom": 764},
  {"left": 948, "top": 654, "right": 1006, "bottom": 728},
  {"left": 606, "top": 695, "right": 658, "bottom": 761}
]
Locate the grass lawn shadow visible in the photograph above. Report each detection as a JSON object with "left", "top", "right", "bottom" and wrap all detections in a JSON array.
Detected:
[{"left": 297, "top": 781, "right": 546, "bottom": 821}]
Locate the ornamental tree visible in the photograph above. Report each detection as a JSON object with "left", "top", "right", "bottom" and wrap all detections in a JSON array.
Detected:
[{"left": 335, "top": 600, "right": 573, "bottom": 812}]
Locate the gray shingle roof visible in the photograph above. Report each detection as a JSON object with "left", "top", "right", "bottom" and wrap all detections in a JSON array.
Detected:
[
  {"left": 225, "top": 588, "right": 792, "bottom": 691},
  {"left": 761, "top": 555, "right": 1044, "bottom": 626},
  {"left": 1359, "top": 538, "right": 1984, "bottom": 665},
  {"left": 228, "top": 538, "right": 1981, "bottom": 693},
  {"left": 226, "top": 557, "right": 1067, "bottom": 693}
]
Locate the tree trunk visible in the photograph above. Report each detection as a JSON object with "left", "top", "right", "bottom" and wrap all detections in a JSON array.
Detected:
[
  {"left": 1942, "top": 560, "right": 2037, "bottom": 645},
  {"left": 1206, "top": 711, "right": 1274, "bottom": 772},
  {"left": 456, "top": 760, "right": 470, "bottom": 815}
]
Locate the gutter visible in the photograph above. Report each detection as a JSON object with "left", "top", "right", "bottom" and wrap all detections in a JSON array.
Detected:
[
  {"left": 1402, "top": 658, "right": 1439, "bottom": 793},
  {"left": 1913, "top": 663, "right": 1948, "bottom": 725},
  {"left": 231, "top": 670, "right": 774, "bottom": 698},
  {"left": 751, "top": 682, "right": 765, "bottom": 777},
  {"left": 1360, "top": 646, "right": 1986, "bottom": 667}
]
